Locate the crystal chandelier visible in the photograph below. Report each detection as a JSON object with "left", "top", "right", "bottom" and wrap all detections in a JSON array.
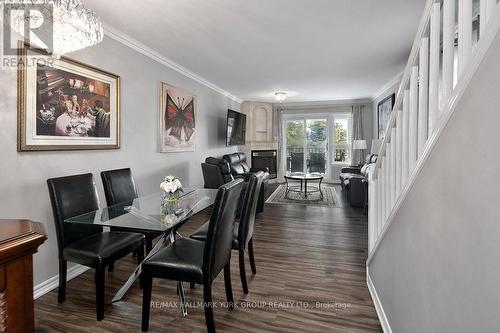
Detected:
[{"left": 8, "top": 0, "right": 104, "bottom": 58}]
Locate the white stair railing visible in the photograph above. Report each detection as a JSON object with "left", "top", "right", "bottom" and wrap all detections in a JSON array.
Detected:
[{"left": 368, "top": 0, "right": 500, "bottom": 256}]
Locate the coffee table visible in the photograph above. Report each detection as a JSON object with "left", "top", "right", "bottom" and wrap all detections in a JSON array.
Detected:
[{"left": 284, "top": 172, "right": 324, "bottom": 199}]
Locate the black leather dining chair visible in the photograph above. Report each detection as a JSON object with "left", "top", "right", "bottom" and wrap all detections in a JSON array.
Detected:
[
  {"left": 101, "top": 168, "right": 162, "bottom": 255},
  {"left": 47, "top": 173, "right": 145, "bottom": 321},
  {"left": 190, "top": 171, "right": 265, "bottom": 294},
  {"left": 141, "top": 178, "right": 244, "bottom": 333}
]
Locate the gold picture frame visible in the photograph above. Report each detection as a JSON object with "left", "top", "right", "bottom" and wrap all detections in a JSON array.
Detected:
[{"left": 17, "top": 43, "right": 121, "bottom": 151}]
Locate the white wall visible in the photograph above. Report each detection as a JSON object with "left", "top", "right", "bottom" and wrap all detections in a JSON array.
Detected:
[
  {"left": 0, "top": 36, "right": 240, "bottom": 286},
  {"left": 368, "top": 28, "right": 500, "bottom": 333}
]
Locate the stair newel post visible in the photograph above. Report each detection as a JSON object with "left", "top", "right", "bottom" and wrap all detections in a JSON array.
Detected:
[{"left": 368, "top": 171, "right": 376, "bottom": 251}]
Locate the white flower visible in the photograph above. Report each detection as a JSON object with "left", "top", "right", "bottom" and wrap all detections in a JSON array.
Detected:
[
  {"left": 160, "top": 175, "right": 182, "bottom": 193},
  {"left": 160, "top": 181, "right": 175, "bottom": 193}
]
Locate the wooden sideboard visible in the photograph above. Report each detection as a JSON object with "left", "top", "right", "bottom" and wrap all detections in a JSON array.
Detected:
[{"left": 0, "top": 220, "right": 47, "bottom": 333}]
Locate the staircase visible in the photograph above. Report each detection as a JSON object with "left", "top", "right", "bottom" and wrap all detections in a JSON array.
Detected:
[
  {"left": 368, "top": 0, "right": 500, "bottom": 255},
  {"left": 367, "top": 0, "right": 500, "bottom": 331}
]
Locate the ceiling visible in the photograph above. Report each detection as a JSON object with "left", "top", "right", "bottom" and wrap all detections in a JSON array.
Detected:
[{"left": 83, "top": 0, "right": 427, "bottom": 103}]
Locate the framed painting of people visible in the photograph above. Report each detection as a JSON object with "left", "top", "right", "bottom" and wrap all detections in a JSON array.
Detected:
[
  {"left": 17, "top": 44, "right": 120, "bottom": 151},
  {"left": 159, "top": 82, "right": 196, "bottom": 152},
  {"left": 377, "top": 93, "right": 395, "bottom": 139}
]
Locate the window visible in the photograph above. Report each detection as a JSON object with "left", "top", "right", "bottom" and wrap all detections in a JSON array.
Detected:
[
  {"left": 284, "top": 118, "right": 328, "bottom": 174},
  {"left": 282, "top": 112, "right": 353, "bottom": 177},
  {"left": 332, "top": 115, "right": 352, "bottom": 163}
]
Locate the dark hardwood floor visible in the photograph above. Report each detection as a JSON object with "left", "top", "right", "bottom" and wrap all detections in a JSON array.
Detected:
[{"left": 35, "top": 184, "right": 381, "bottom": 332}]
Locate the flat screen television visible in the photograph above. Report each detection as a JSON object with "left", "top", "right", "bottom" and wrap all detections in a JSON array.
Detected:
[{"left": 226, "top": 109, "right": 246, "bottom": 146}]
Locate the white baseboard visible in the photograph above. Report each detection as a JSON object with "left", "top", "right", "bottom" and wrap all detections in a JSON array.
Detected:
[
  {"left": 366, "top": 268, "right": 392, "bottom": 333},
  {"left": 34, "top": 264, "right": 90, "bottom": 300}
]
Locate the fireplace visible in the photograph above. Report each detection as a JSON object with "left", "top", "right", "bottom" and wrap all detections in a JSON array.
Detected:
[{"left": 251, "top": 150, "right": 277, "bottom": 179}]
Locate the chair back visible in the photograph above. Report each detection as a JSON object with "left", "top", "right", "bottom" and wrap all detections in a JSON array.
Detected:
[
  {"left": 201, "top": 163, "right": 225, "bottom": 189},
  {"left": 202, "top": 178, "right": 243, "bottom": 281},
  {"left": 47, "top": 173, "right": 102, "bottom": 257},
  {"left": 237, "top": 172, "right": 265, "bottom": 248},
  {"left": 223, "top": 152, "right": 250, "bottom": 175},
  {"left": 100, "top": 168, "right": 138, "bottom": 206}
]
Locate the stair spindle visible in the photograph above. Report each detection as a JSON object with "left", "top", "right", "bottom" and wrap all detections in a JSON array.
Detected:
[
  {"left": 429, "top": 2, "right": 441, "bottom": 135},
  {"left": 395, "top": 110, "right": 403, "bottom": 195},
  {"left": 458, "top": 0, "right": 473, "bottom": 75},
  {"left": 418, "top": 38, "right": 430, "bottom": 156},
  {"left": 409, "top": 66, "right": 419, "bottom": 173},
  {"left": 401, "top": 90, "right": 410, "bottom": 188},
  {"left": 443, "top": 0, "right": 456, "bottom": 100},
  {"left": 377, "top": 173, "right": 383, "bottom": 234},
  {"left": 390, "top": 127, "right": 397, "bottom": 207}
]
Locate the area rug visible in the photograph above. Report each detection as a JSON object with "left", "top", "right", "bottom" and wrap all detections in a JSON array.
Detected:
[{"left": 265, "top": 184, "right": 340, "bottom": 207}]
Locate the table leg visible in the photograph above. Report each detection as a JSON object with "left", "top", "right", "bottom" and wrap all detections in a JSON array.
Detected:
[
  {"left": 305, "top": 180, "right": 308, "bottom": 198},
  {"left": 170, "top": 230, "right": 189, "bottom": 317},
  {"left": 112, "top": 231, "right": 170, "bottom": 303},
  {"left": 285, "top": 177, "right": 290, "bottom": 199},
  {"left": 177, "top": 281, "right": 188, "bottom": 317}
]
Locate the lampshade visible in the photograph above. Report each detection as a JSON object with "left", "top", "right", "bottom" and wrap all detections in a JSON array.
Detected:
[
  {"left": 370, "top": 139, "right": 383, "bottom": 155},
  {"left": 353, "top": 140, "right": 367, "bottom": 150}
]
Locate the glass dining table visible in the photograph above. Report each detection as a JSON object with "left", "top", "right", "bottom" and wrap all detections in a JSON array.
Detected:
[{"left": 64, "top": 188, "right": 217, "bottom": 315}]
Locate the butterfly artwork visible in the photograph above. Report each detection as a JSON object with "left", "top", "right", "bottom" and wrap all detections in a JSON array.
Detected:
[{"left": 160, "top": 83, "right": 197, "bottom": 152}]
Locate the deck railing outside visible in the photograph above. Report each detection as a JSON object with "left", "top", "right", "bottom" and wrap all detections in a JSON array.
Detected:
[{"left": 285, "top": 147, "right": 327, "bottom": 174}]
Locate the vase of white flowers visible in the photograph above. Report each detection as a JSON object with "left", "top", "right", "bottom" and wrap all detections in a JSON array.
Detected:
[{"left": 160, "top": 175, "right": 183, "bottom": 203}]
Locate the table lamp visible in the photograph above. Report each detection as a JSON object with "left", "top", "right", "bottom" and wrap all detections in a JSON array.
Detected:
[{"left": 353, "top": 140, "right": 367, "bottom": 165}]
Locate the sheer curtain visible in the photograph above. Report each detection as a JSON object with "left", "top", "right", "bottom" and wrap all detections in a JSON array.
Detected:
[{"left": 351, "top": 105, "right": 364, "bottom": 165}]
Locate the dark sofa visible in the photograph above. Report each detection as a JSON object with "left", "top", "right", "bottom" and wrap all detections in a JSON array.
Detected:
[
  {"left": 223, "top": 153, "right": 269, "bottom": 213},
  {"left": 201, "top": 157, "right": 234, "bottom": 188},
  {"left": 201, "top": 153, "right": 269, "bottom": 213},
  {"left": 339, "top": 154, "right": 377, "bottom": 207}
]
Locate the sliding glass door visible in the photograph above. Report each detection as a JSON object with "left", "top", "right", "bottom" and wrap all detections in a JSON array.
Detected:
[{"left": 284, "top": 117, "right": 328, "bottom": 175}]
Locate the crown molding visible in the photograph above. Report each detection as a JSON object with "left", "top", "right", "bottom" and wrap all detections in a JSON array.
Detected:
[
  {"left": 274, "top": 98, "right": 372, "bottom": 110},
  {"left": 371, "top": 72, "right": 404, "bottom": 102},
  {"left": 103, "top": 24, "right": 243, "bottom": 104}
]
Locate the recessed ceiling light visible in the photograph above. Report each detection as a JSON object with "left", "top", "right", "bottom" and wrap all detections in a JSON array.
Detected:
[{"left": 275, "top": 92, "right": 287, "bottom": 103}]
